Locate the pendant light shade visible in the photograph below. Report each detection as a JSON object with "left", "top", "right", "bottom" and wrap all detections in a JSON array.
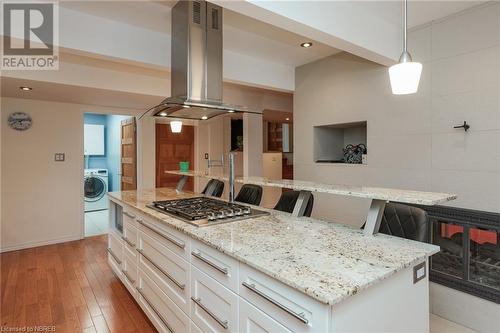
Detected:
[
  {"left": 389, "top": 61, "right": 422, "bottom": 95},
  {"left": 389, "top": 0, "right": 422, "bottom": 95},
  {"left": 170, "top": 120, "right": 182, "bottom": 133}
]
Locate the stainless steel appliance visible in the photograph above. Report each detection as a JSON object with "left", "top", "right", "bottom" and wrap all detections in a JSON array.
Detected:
[
  {"left": 148, "top": 197, "right": 269, "bottom": 227},
  {"left": 141, "top": 0, "right": 260, "bottom": 120}
]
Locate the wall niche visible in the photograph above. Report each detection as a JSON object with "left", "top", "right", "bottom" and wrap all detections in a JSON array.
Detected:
[{"left": 313, "top": 121, "right": 367, "bottom": 164}]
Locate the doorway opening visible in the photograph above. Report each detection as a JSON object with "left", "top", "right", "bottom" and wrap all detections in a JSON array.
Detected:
[
  {"left": 155, "top": 122, "right": 195, "bottom": 191},
  {"left": 83, "top": 113, "right": 135, "bottom": 237}
]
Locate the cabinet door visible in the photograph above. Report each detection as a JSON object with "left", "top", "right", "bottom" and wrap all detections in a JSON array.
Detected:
[
  {"left": 121, "top": 250, "right": 137, "bottom": 299},
  {"left": 191, "top": 266, "right": 238, "bottom": 333},
  {"left": 137, "top": 268, "right": 190, "bottom": 333},
  {"left": 239, "top": 298, "right": 292, "bottom": 333},
  {"left": 138, "top": 229, "right": 190, "bottom": 314},
  {"left": 107, "top": 231, "right": 123, "bottom": 278}
]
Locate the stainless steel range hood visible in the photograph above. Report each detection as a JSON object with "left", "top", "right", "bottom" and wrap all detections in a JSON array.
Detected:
[{"left": 148, "top": 0, "right": 257, "bottom": 120}]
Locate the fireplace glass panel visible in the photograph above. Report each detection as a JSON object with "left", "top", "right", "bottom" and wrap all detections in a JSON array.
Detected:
[
  {"left": 469, "top": 227, "right": 500, "bottom": 290},
  {"left": 431, "top": 221, "right": 464, "bottom": 278}
]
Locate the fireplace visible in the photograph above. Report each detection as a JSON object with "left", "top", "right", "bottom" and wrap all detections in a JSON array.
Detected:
[{"left": 411, "top": 205, "right": 500, "bottom": 304}]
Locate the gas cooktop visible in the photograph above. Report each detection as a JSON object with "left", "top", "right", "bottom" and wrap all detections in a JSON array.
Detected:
[{"left": 148, "top": 197, "right": 269, "bottom": 227}]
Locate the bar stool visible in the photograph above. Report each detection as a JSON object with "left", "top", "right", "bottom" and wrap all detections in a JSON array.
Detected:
[
  {"left": 363, "top": 202, "right": 429, "bottom": 242},
  {"left": 234, "top": 184, "right": 263, "bottom": 206},
  {"left": 273, "top": 190, "right": 314, "bottom": 217},
  {"left": 202, "top": 179, "right": 225, "bottom": 198}
]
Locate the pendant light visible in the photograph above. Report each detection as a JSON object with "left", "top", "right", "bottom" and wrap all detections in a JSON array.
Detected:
[
  {"left": 170, "top": 120, "right": 182, "bottom": 133},
  {"left": 389, "top": 0, "right": 422, "bottom": 95}
]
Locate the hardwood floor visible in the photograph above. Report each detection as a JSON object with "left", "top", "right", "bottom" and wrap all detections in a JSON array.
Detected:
[{"left": 0, "top": 235, "right": 156, "bottom": 333}]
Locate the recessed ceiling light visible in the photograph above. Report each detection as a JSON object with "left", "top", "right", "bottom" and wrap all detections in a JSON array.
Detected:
[
  {"left": 300, "top": 42, "right": 313, "bottom": 48},
  {"left": 201, "top": 116, "right": 208, "bottom": 120},
  {"left": 285, "top": 117, "right": 290, "bottom": 121},
  {"left": 19, "top": 86, "right": 32, "bottom": 91}
]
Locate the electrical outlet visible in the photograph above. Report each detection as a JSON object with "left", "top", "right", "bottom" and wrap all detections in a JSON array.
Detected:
[
  {"left": 54, "top": 153, "right": 65, "bottom": 162},
  {"left": 413, "top": 262, "right": 426, "bottom": 284}
]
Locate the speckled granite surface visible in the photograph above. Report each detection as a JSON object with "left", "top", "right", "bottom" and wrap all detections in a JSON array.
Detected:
[
  {"left": 165, "top": 170, "right": 457, "bottom": 205},
  {"left": 108, "top": 188, "right": 439, "bottom": 305}
]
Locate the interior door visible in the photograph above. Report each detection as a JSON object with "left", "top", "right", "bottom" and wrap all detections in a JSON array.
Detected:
[
  {"left": 156, "top": 123, "right": 195, "bottom": 191},
  {"left": 121, "top": 117, "right": 137, "bottom": 191}
]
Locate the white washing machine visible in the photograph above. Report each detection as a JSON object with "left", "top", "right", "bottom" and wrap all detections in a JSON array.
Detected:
[{"left": 84, "top": 169, "right": 109, "bottom": 212}]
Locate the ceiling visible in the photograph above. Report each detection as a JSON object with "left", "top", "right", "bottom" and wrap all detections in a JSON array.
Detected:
[
  {"left": 360, "top": 1, "right": 486, "bottom": 29},
  {"left": 59, "top": 1, "right": 341, "bottom": 67}
]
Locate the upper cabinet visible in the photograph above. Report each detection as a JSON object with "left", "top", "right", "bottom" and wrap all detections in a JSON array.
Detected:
[{"left": 84, "top": 124, "right": 105, "bottom": 155}]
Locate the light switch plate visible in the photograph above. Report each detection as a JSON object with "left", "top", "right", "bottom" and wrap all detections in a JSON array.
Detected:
[
  {"left": 54, "top": 153, "right": 65, "bottom": 162},
  {"left": 413, "top": 261, "right": 426, "bottom": 284}
]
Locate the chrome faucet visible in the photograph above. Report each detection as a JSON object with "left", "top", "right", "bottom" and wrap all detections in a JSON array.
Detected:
[{"left": 206, "top": 153, "right": 235, "bottom": 203}]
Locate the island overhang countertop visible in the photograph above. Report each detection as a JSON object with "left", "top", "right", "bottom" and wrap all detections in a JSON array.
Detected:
[{"left": 108, "top": 188, "right": 440, "bottom": 306}]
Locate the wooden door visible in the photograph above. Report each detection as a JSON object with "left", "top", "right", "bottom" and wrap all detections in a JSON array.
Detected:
[
  {"left": 156, "top": 124, "right": 195, "bottom": 191},
  {"left": 121, "top": 117, "right": 137, "bottom": 191}
]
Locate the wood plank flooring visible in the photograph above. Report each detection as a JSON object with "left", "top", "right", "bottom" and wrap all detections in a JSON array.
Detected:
[{"left": 0, "top": 235, "right": 156, "bottom": 333}]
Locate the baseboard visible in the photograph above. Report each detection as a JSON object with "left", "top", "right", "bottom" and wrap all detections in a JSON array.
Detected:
[{"left": 0, "top": 235, "right": 83, "bottom": 253}]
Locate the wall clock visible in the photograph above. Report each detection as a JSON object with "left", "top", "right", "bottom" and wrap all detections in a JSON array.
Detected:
[{"left": 8, "top": 112, "right": 32, "bottom": 131}]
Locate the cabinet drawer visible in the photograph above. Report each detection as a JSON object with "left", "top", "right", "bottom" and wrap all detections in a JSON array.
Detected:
[
  {"left": 123, "top": 220, "right": 138, "bottom": 257},
  {"left": 138, "top": 230, "right": 190, "bottom": 314},
  {"left": 190, "top": 239, "right": 238, "bottom": 292},
  {"left": 191, "top": 266, "right": 238, "bottom": 333},
  {"left": 123, "top": 209, "right": 138, "bottom": 227},
  {"left": 138, "top": 217, "right": 189, "bottom": 260},
  {"left": 239, "top": 265, "right": 329, "bottom": 333},
  {"left": 121, "top": 250, "right": 137, "bottom": 298},
  {"left": 107, "top": 231, "right": 123, "bottom": 277},
  {"left": 239, "top": 298, "right": 292, "bottom": 333},
  {"left": 190, "top": 320, "right": 203, "bottom": 333},
  {"left": 137, "top": 268, "right": 190, "bottom": 333}
]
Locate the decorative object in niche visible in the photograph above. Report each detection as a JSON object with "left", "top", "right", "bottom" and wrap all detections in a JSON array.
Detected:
[
  {"left": 8, "top": 112, "right": 32, "bottom": 131},
  {"left": 343, "top": 144, "right": 367, "bottom": 164}
]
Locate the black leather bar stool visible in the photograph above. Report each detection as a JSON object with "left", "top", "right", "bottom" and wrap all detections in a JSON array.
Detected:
[
  {"left": 234, "top": 184, "right": 263, "bottom": 206},
  {"left": 365, "top": 202, "right": 429, "bottom": 242},
  {"left": 201, "top": 179, "right": 224, "bottom": 198},
  {"left": 274, "top": 190, "right": 314, "bottom": 217}
]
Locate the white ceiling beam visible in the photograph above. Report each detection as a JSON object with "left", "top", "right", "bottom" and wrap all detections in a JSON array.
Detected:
[
  {"left": 213, "top": 0, "right": 402, "bottom": 66},
  {"left": 55, "top": 6, "right": 294, "bottom": 91}
]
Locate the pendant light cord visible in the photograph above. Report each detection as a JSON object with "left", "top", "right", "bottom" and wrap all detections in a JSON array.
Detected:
[{"left": 403, "top": 0, "right": 408, "bottom": 53}]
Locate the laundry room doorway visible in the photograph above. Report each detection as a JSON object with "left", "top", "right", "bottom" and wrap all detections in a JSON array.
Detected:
[{"left": 83, "top": 113, "right": 133, "bottom": 237}]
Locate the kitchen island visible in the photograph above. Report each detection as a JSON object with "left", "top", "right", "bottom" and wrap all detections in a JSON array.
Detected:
[{"left": 108, "top": 188, "right": 441, "bottom": 333}]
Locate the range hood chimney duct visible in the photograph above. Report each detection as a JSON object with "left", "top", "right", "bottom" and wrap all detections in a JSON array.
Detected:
[{"left": 145, "top": 0, "right": 257, "bottom": 120}]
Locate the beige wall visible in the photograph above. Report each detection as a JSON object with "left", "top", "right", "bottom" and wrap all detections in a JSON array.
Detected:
[
  {"left": 0, "top": 98, "right": 140, "bottom": 252},
  {"left": 294, "top": 3, "right": 500, "bottom": 331},
  {"left": 295, "top": 3, "right": 500, "bottom": 226}
]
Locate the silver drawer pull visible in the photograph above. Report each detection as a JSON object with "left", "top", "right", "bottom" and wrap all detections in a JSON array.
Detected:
[
  {"left": 124, "top": 211, "right": 136, "bottom": 219},
  {"left": 242, "top": 282, "right": 309, "bottom": 325},
  {"left": 107, "top": 248, "right": 122, "bottom": 265},
  {"left": 122, "top": 236, "right": 136, "bottom": 248},
  {"left": 137, "top": 287, "right": 175, "bottom": 333},
  {"left": 138, "top": 220, "right": 185, "bottom": 249},
  {"left": 191, "top": 251, "right": 228, "bottom": 275},
  {"left": 122, "top": 269, "right": 136, "bottom": 284},
  {"left": 137, "top": 249, "right": 186, "bottom": 290},
  {"left": 191, "top": 297, "right": 228, "bottom": 330}
]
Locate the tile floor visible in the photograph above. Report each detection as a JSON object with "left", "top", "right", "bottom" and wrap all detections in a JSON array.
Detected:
[
  {"left": 430, "top": 314, "right": 478, "bottom": 332},
  {"left": 84, "top": 209, "right": 109, "bottom": 236}
]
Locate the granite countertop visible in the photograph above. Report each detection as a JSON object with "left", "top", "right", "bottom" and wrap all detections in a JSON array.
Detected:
[
  {"left": 165, "top": 170, "right": 457, "bottom": 205},
  {"left": 108, "top": 188, "right": 440, "bottom": 305}
]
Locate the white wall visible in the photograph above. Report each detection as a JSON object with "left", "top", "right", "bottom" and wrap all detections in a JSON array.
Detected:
[
  {"left": 294, "top": 3, "right": 500, "bottom": 330},
  {"left": 0, "top": 98, "right": 139, "bottom": 252}
]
